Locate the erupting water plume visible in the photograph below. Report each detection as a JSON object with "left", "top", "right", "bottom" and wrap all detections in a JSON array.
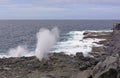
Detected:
[
  {"left": 35, "top": 27, "right": 59, "bottom": 60},
  {"left": 6, "top": 27, "right": 59, "bottom": 60}
]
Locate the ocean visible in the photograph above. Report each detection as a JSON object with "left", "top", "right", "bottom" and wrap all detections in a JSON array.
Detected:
[{"left": 0, "top": 20, "right": 119, "bottom": 57}]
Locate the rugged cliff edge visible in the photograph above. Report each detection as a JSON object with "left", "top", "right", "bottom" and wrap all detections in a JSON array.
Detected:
[
  {"left": 92, "top": 24, "right": 120, "bottom": 78},
  {"left": 0, "top": 24, "right": 120, "bottom": 78}
]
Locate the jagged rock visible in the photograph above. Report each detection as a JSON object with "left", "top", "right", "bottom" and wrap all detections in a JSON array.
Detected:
[
  {"left": 91, "top": 24, "right": 120, "bottom": 78},
  {"left": 75, "top": 52, "right": 84, "bottom": 59},
  {"left": 76, "top": 70, "right": 92, "bottom": 78},
  {"left": 92, "top": 55, "right": 120, "bottom": 78},
  {"left": 0, "top": 23, "right": 120, "bottom": 78},
  {"left": 83, "top": 32, "right": 89, "bottom": 35},
  {"left": 113, "top": 23, "right": 120, "bottom": 30}
]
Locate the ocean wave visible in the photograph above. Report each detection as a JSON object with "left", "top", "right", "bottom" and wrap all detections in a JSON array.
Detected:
[
  {"left": 0, "top": 30, "right": 111, "bottom": 58},
  {"left": 53, "top": 30, "right": 111, "bottom": 56}
]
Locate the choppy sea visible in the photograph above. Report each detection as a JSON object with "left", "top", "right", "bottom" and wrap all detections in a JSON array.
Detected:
[{"left": 0, "top": 20, "right": 119, "bottom": 57}]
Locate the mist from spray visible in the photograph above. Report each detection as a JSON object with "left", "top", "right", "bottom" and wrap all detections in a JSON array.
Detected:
[
  {"left": 35, "top": 27, "right": 59, "bottom": 60},
  {"left": 8, "top": 46, "right": 28, "bottom": 57},
  {"left": 6, "top": 27, "right": 59, "bottom": 60}
]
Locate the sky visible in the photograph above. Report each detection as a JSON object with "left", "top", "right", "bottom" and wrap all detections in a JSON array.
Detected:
[{"left": 0, "top": 0, "right": 120, "bottom": 19}]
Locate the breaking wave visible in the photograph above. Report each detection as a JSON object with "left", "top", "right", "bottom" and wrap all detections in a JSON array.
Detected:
[
  {"left": 53, "top": 30, "right": 112, "bottom": 56},
  {"left": 0, "top": 29, "right": 112, "bottom": 58}
]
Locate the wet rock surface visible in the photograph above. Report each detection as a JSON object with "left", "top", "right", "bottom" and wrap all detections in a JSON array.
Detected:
[
  {"left": 0, "top": 53, "right": 98, "bottom": 78},
  {"left": 0, "top": 23, "right": 120, "bottom": 78}
]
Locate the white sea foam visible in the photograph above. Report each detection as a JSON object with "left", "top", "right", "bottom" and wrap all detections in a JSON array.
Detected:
[
  {"left": 53, "top": 30, "right": 111, "bottom": 56},
  {"left": 0, "top": 27, "right": 59, "bottom": 60},
  {"left": 0, "top": 29, "right": 111, "bottom": 58}
]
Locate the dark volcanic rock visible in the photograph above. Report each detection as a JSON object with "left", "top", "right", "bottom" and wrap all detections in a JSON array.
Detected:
[
  {"left": 1, "top": 23, "right": 120, "bottom": 78},
  {"left": 75, "top": 52, "right": 84, "bottom": 59},
  {"left": 113, "top": 23, "right": 120, "bottom": 30},
  {"left": 92, "top": 23, "right": 120, "bottom": 78},
  {"left": 0, "top": 52, "right": 99, "bottom": 78},
  {"left": 93, "top": 55, "right": 120, "bottom": 78},
  {"left": 74, "top": 52, "right": 99, "bottom": 71}
]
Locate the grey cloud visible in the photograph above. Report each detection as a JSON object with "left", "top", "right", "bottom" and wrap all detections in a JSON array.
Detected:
[
  {"left": 34, "top": 0, "right": 120, "bottom": 5},
  {"left": 0, "top": 0, "right": 11, "bottom": 4},
  {"left": 0, "top": 0, "right": 120, "bottom": 5}
]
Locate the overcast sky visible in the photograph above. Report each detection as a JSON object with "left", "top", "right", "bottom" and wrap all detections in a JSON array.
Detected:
[{"left": 0, "top": 0, "right": 120, "bottom": 19}]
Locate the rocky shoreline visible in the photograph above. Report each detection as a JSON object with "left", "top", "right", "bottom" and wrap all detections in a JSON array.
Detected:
[{"left": 0, "top": 24, "right": 120, "bottom": 78}]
